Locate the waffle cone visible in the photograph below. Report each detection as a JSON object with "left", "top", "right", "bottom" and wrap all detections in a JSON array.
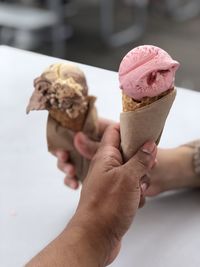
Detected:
[
  {"left": 120, "top": 89, "right": 176, "bottom": 162},
  {"left": 49, "top": 108, "right": 87, "bottom": 132},
  {"left": 122, "top": 90, "right": 171, "bottom": 112}
]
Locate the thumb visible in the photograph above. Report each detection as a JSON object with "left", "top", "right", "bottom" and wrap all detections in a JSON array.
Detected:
[
  {"left": 123, "top": 141, "right": 157, "bottom": 180},
  {"left": 74, "top": 132, "right": 99, "bottom": 160}
]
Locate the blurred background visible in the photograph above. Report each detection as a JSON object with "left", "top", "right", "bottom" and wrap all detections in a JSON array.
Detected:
[{"left": 0, "top": 0, "right": 200, "bottom": 90}]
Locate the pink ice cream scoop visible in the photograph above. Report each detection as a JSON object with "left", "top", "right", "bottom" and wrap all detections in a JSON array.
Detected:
[{"left": 119, "top": 45, "right": 180, "bottom": 100}]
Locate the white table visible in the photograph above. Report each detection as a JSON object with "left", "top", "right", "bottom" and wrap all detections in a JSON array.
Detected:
[{"left": 1, "top": 45, "right": 200, "bottom": 267}]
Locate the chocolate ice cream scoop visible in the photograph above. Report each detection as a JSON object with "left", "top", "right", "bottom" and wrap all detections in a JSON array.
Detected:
[{"left": 26, "top": 63, "right": 88, "bottom": 120}]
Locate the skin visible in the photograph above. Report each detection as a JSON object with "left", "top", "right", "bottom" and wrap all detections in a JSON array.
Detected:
[
  {"left": 55, "top": 118, "right": 200, "bottom": 195},
  {"left": 26, "top": 125, "right": 156, "bottom": 267}
]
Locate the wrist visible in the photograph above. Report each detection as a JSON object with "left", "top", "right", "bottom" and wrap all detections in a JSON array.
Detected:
[
  {"left": 166, "top": 146, "right": 200, "bottom": 189},
  {"left": 65, "top": 211, "right": 116, "bottom": 267}
]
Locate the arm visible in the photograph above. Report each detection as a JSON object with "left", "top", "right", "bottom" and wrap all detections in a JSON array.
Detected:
[
  {"left": 26, "top": 224, "right": 110, "bottom": 267},
  {"left": 26, "top": 124, "right": 156, "bottom": 267}
]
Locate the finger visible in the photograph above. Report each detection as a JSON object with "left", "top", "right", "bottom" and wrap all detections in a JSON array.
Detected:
[
  {"left": 74, "top": 132, "right": 99, "bottom": 160},
  {"left": 57, "top": 161, "right": 76, "bottom": 177},
  {"left": 50, "top": 149, "right": 69, "bottom": 161},
  {"left": 56, "top": 150, "right": 69, "bottom": 162},
  {"left": 64, "top": 176, "right": 79, "bottom": 190},
  {"left": 101, "top": 123, "right": 120, "bottom": 149},
  {"left": 98, "top": 118, "right": 115, "bottom": 137},
  {"left": 123, "top": 141, "right": 157, "bottom": 179}
]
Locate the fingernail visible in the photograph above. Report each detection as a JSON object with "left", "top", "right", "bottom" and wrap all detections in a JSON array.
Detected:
[
  {"left": 142, "top": 142, "right": 155, "bottom": 154},
  {"left": 141, "top": 182, "right": 149, "bottom": 193}
]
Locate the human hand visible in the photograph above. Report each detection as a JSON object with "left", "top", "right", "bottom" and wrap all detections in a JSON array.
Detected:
[
  {"left": 26, "top": 124, "right": 156, "bottom": 267},
  {"left": 54, "top": 118, "right": 114, "bottom": 189},
  {"left": 70, "top": 124, "right": 157, "bottom": 265}
]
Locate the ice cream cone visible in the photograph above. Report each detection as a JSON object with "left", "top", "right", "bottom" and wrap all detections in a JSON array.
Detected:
[
  {"left": 118, "top": 45, "right": 180, "bottom": 162},
  {"left": 27, "top": 63, "right": 99, "bottom": 181},
  {"left": 26, "top": 63, "right": 91, "bottom": 130}
]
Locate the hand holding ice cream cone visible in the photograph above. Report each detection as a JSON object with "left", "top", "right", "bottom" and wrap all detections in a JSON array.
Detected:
[{"left": 27, "top": 63, "right": 98, "bottom": 181}]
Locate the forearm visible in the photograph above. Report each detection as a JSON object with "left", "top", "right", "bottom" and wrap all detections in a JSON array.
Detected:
[{"left": 26, "top": 220, "right": 111, "bottom": 267}]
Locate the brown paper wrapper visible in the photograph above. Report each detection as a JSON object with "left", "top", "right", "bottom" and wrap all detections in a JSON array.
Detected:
[
  {"left": 120, "top": 89, "right": 176, "bottom": 162},
  {"left": 47, "top": 96, "right": 98, "bottom": 181}
]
